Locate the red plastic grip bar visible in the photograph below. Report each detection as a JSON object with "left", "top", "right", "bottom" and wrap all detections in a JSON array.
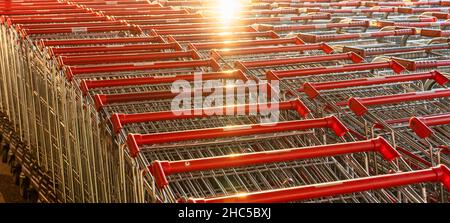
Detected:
[
  {"left": 270, "top": 21, "right": 370, "bottom": 32},
  {"left": 113, "top": 13, "right": 203, "bottom": 21},
  {"left": 66, "top": 59, "right": 221, "bottom": 80},
  {"left": 410, "top": 113, "right": 450, "bottom": 138},
  {"left": 343, "top": 44, "right": 450, "bottom": 57},
  {"left": 49, "top": 42, "right": 181, "bottom": 55},
  {"left": 81, "top": 70, "right": 247, "bottom": 96},
  {"left": 126, "top": 116, "right": 348, "bottom": 157},
  {"left": 186, "top": 165, "right": 450, "bottom": 203},
  {"left": 398, "top": 7, "right": 450, "bottom": 14},
  {"left": 111, "top": 99, "right": 309, "bottom": 133},
  {"left": 306, "top": 8, "right": 396, "bottom": 14},
  {"left": 58, "top": 50, "right": 200, "bottom": 66},
  {"left": 99, "top": 9, "right": 188, "bottom": 16},
  {"left": 301, "top": 71, "right": 449, "bottom": 99},
  {"left": 170, "top": 31, "right": 279, "bottom": 42},
  {"left": 421, "top": 29, "right": 450, "bottom": 37},
  {"left": 393, "top": 59, "right": 450, "bottom": 71},
  {"left": 211, "top": 43, "right": 334, "bottom": 61},
  {"left": 298, "top": 29, "right": 416, "bottom": 43},
  {"left": 151, "top": 26, "right": 255, "bottom": 36},
  {"left": 17, "top": 21, "right": 125, "bottom": 30},
  {"left": 424, "top": 12, "right": 450, "bottom": 19},
  {"left": 22, "top": 25, "right": 140, "bottom": 36},
  {"left": 7, "top": 16, "right": 109, "bottom": 24},
  {"left": 188, "top": 37, "right": 304, "bottom": 50},
  {"left": 278, "top": 1, "right": 362, "bottom": 7},
  {"left": 270, "top": 61, "right": 405, "bottom": 80},
  {"left": 239, "top": 14, "right": 331, "bottom": 24},
  {"left": 0, "top": 9, "right": 87, "bottom": 15},
  {"left": 348, "top": 89, "right": 450, "bottom": 116},
  {"left": 236, "top": 52, "right": 363, "bottom": 70},
  {"left": 93, "top": 83, "right": 268, "bottom": 111},
  {"left": 150, "top": 137, "right": 400, "bottom": 188}
]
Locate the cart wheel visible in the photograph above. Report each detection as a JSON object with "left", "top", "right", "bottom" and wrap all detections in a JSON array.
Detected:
[
  {"left": 20, "top": 177, "right": 30, "bottom": 199},
  {"left": 27, "top": 188, "right": 39, "bottom": 203}
]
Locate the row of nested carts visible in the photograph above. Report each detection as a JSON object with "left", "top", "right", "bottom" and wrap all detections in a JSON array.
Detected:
[{"left": 0, "top": 0, "right": 449, "bottom": 203}]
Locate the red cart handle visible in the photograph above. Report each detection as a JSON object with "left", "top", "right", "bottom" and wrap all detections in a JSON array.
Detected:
[
  {"left": 126, "top": 116, "right": 348, "bottom": 157},
  {"left": 421, "top": 29, "right": 450, "bottom": 37},
  {"left": 151, "top": 26, "right": 255, "bottom": 36},
  {"left": 239, "top": 13, "right": 331, "bottom": 24},
  {"left": 423, "top": 12, "right": 450, "bottom": 19},
  {"left": 277, "top": 1, "right": 362, "bottom": 7},
  {"left": 236, "top": 52, "right": 363, "bottom": 70},
  {"left": 0, "top": 8, "right": 87, "bottom": 15},
  {"left": 410, "top": 113, "right": 450, "bottom": 138},
  {"left": 393, "top": 59, "right": 450, "bottom": 71},
  {"left": 65, "top": 58, "right": 221, "bottom": 80},
  {"left": 343, "top": 44, "right": 450, "bottom": 57},
  {"left": 348, "top": 89, "right": 450, "bottom": 116},
  {"left": 269, "top": 60, "right": 405, "bottom": 80},
  {"left": 188, "top": 37, "right": 304, "bottom": 51},
  {"left": 169, "top": 31, "right": 279, "bottom": 42},
  {"left": 7, "top": 16, "right": 109, "bottom": 24},
  {"left": 39, "top": 36, "right": 164, "bottom": 48},
  {"left": 150, "top": 137, "right": 399, "bottom": 188},
  {"left": 81, "top": 70, "right": 247, "bottom": 96},
  {"left": 21, "top": 25, "right": 141, "bottom": 36},
  {"left": 49, "top": 42, "right": 181, "bottom": 56},
  {"left": 263, "top": 20, "right": 370, "bottom": 32},
  {"left": 211, "top": 43, "right": 334, "bottom": 61},
  {"left": 58, "top": 50, "right": 200, "bottom": 66},
  {"left": 377, "top": 21, "right": 449, "bottom": 28},
  {"left": 301, "top": 71, "right": 448, "bottom": 99},
  {"left": 185, "top": 165, "right": 450, "bottom": 203},
  {"left": 93, "top": 83, "right": 268, "bottom": 111},
  {"left": 111, "top": 99, "right": 309, "bottom": 133},
  {"left": 306, "top": 8, "right": 396, "bottom": 14},
  {"left": 298, "top": 28, "right": 416, "bottom": 43},
  {"left": 17, "top": 20, "right": 125, "bottom": 30},
  {"left": 398, "top": 7, "right": 450, "bottom": 14}
]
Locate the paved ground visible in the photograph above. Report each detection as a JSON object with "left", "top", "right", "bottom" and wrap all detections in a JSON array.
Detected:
[{"left": 0, "top": 158, "right": 25, "bottom": 203}]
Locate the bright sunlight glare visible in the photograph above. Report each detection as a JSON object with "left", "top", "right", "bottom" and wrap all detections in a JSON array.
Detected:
[{"left": 211, "top": 0, "right": 247, "bottom": 25}]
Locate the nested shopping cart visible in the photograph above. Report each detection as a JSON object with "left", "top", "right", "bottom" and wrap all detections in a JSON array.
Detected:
[{"left": 126, "top": 114, "right": 447, "bottom": 203}]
